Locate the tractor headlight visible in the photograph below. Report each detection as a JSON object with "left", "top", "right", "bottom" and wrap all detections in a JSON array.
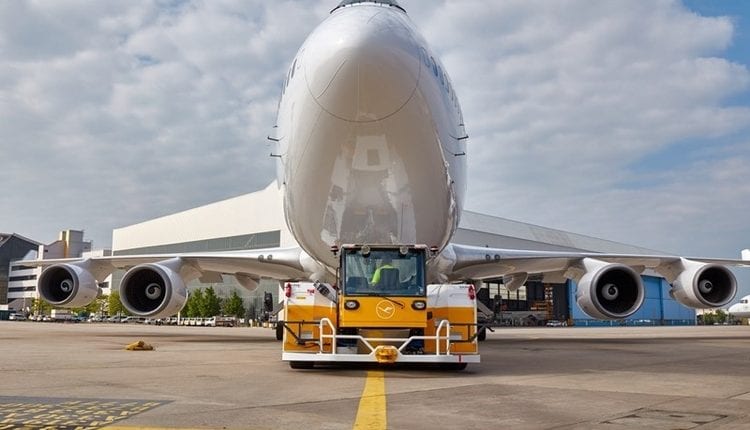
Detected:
[
  {"left": 411, "top": 300, "right": 427, "bottom": 310},
  {"left": 344, "top": 300, "right": 360, "bottom": 310}
]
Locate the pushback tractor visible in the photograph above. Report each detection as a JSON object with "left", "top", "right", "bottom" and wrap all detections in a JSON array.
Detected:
[{"left": 279, "top": 245, "right": 481, "bottom": 369}]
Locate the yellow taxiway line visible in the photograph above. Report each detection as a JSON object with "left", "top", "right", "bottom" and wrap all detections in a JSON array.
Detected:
[{"left": 352, "top": 370, "right": 387, "bottom": 430}]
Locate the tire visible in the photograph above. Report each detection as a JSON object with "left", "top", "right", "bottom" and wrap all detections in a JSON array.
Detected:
[
  {"left": 289, "top": 361, "right": 314, "bottom": 369},
  {"left": 477, "top": 327, "right": 487, "bottom": 342},
  {"left": 275, "top": 323, "right": 284, "bottom": 341},
  {"left": 443, "top": 363, "right": 468, "bottom": 371}
]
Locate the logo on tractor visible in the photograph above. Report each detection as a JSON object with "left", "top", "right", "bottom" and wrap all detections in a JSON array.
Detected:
[{"left": 375, "top": 301, "right": 396, "bottom": 319}]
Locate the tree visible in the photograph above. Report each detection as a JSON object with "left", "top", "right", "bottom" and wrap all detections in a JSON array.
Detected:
[
  {"left": 108, "top": 291, "right": 129, "bottom": 316},
  {"left": 201, "top": 287, "right": 222, "bottom": 317},
  {"left": 715, "top": 309, "right": 728, "bottom": 324},
  {"left": 31, "top": 297, "right": 51, "bottom": 316},
  {"left": 185, "top": 288, "right": 204, "bottom": 317},
  {"left": 222, "top": 290, "right": 246, "bottom": 318},
  {"left": 701, "top": 310, "right": 727, "bottom": 325},
  {"left": 72, "top": 296, "right": 108, "bottom": 317}
]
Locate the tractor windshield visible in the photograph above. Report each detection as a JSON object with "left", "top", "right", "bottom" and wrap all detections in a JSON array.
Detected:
[{"left": 342, "top": 248, "right": 425, "bottom": 297}]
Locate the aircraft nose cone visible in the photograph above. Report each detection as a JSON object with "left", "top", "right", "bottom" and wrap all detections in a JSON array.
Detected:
[{"left": 305, "top": 11, "right": 420, "bottom": 122}]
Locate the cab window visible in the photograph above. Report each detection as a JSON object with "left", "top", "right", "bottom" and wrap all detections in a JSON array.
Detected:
[{"left": 343, "top": 249, "right": 424, "bottom": 296}]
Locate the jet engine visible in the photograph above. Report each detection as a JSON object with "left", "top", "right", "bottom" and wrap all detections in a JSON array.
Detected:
[
  {"left": 575, "top": 258, "right": 645, "bottom": 320},
  {"left": 38, "top": 263, "right": 100, "bottom": 308},
  {"left": 670, "top": 260, "right": 736, "bottom": 309},
  {"left": 120, "top": 261, "right": 188, "bottom": 318}
]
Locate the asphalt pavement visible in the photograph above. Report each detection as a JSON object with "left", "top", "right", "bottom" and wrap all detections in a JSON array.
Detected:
[{"left": 1, "top": 322, "right": 749, "bottom": 429}]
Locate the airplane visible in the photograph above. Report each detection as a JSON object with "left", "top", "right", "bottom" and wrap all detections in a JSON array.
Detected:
[
  {"left": 728, "top": 295, "right": 750, "bottom": 319},
  {"left": 23, "top": 0, "right": 750, "bottom": 327}
]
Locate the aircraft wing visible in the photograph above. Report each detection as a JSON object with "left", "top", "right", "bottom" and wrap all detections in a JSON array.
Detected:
[
  {"left": 443, "top": 244, "right": 750, "bottom": 282},
  {"left": 18, "top": 246, "right": 318, "bottom": 293},
  {"left": 438, "top": 243, "right": 750, "bottom": 318},
  {"left": 21, "top": 245, "right": 333, "bottom": 317}
]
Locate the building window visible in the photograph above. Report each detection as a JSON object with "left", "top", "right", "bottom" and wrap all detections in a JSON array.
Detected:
[
  {"left": 9, "top": 275, "right": 37, "bottom": 282},
  {"left": 9, "top": 286, "right": 36, "bottom": 293}
]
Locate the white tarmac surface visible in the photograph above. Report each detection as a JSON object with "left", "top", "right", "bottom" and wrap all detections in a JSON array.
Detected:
[{"left": 1, "top": 322, "right": 749, "bottom": 429}]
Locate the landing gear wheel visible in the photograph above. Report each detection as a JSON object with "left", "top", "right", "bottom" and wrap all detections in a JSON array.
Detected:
[
  {"left": 289, "top": 361, "right": 314, "bottom": 369},
  {"left": 275, "top": 323, "right": 284, "bottom": 341}
]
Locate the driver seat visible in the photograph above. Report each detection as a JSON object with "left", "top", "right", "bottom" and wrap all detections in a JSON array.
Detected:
[{"left": 378, "top": 268, "right": 400, "bottom": 290}]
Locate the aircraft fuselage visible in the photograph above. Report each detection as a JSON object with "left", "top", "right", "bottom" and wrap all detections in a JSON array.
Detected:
[
  {"left": 728, "top": 295, "right": 750, "bottom": 318},
  {"left": 275, "top": 3, "right": 467, "bottom": 268}
]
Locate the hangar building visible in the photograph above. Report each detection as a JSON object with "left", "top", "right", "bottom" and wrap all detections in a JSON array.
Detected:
[{"left": 112, "top": 183, "right": 696, "bottom": 325}]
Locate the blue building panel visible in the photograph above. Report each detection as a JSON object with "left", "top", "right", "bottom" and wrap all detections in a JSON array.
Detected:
[
  {"left": 568, "top": 275, "right": 695, "bottom": 326},
  {"left": 660, "top": 280, "right": 697, "bottom": 324}
]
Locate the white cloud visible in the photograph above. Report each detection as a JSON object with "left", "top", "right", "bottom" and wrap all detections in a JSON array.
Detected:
[{"left": 0, "top": 0, "right": 329, "bottom": 247}]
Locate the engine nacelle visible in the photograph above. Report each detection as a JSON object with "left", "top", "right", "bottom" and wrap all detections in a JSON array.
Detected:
[
  {"left": 670, "top": 260, "right": 736, "bottom": 309},
  {"left": 575, "top": 258, "right": 645, "bottom": 320},
  {"left": 120, "top": 261, "right": 188, "bottom": 318},
  {"left": 38, "top": 263, "right": 100, "bottom": 308}
]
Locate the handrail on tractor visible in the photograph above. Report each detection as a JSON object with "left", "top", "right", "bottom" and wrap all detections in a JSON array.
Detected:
[{"left": 318, "top": 318, "right": 454, "bottom": 356}]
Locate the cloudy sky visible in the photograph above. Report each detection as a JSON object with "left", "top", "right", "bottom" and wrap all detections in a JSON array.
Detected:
[{"left": 2, "top": 1, "right": 749, "bottom": 295}]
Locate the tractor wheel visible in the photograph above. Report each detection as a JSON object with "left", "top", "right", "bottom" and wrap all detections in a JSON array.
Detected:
[
  {"left": 443, "top": 363, "right": 468, "bottom": 371},
  {"left": 289, "top": 361, "right": 314, "bottom": 369}
]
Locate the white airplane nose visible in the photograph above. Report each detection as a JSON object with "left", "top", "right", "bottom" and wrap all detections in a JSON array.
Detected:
[{"left": 305, "top": 11, "right": 420, "bottom": 122}]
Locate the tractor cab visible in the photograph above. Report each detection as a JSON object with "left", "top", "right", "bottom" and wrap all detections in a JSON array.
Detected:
[{"left": 338, "top": 245, "right": 428, "bottom": 329}]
